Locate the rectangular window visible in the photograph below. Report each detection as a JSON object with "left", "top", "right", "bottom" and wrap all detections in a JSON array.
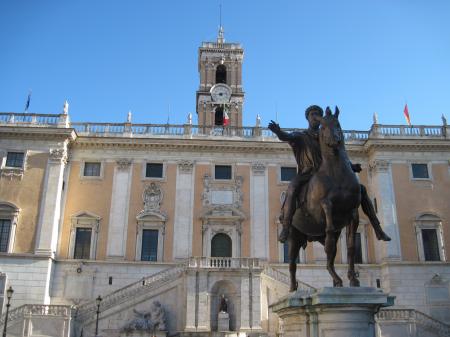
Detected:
[
  {"left": 215, "top": 165, "right": 232, "bottom": 180},
  {"left": 281, "top": 167, "right": 297, "bottom": 182},
  {"left": 0, "top": 219, "right": 11, "bottom": 253},
  {"left": 412, "top": 163, "right": 429, "bottom": 179},
  {"left": 422, "top": 229, "right": 441, "bottom": 261},
  {"left": 145, "top": 163, "right": 163, "bottom": 178},
  {"left": 5, "top": 152, "right": 24, "bottom": 168},
  {"left": 83, "top": 162, "right": 101, "bottom": 177},
  {"left": 354, "top": 232, "right": 363, "bottom": 264},
  {"left": 74, "top": 228, "right": 92, "bottom": 259},
  {"left": 141, "top": 229, "right": 158, "bottom": 261}
]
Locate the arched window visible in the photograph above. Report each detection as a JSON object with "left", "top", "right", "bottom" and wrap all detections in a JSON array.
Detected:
[
  {"left": 215, "top": 106, "right": 224, "bottom": 126},
  {"left": 211, "top": 233, "right": 232, "bottom": 257},
  {"left": 215, "top": 65, "right": 227, "bottom": 84}
]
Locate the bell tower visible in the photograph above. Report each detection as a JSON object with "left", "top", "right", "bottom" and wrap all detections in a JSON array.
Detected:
[{"left": 196, "top": 27, "right": 244, "bottom": 127}]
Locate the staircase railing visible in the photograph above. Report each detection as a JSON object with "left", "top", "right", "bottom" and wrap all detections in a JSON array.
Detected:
[
  {"left": 75, "top": 262, "right": 187, "bottom": 321},
  {"left": 376, "top": 308, "right": 450, "bottom": 337},
  {"left": 0, "top": 304, "right": 74, "bottom": 328},
  {"left": 263, "top": 265, "right": 316, "bottom": 294}
]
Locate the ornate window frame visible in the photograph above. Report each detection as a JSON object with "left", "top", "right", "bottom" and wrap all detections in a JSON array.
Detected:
[
  {"left": 0, "top": 202, "right": 20, "bottom": 253},
  {"left": 80, "top": 160, "right": 104, "bottom": 180},
  {"left": 340, "top": 220, "right": 369, "bottom": 264},
  {"left": 135, "top": 212, "right": 166, "bottom": 262},
  {"left": 414, "top": 213, "right": 445, "bottom": 262},
  {"left": 0, "top": 150, "right": 28, "bottom": 180},
  {"left": 68, "top": 211, "right": 101, "bottom": 260}
]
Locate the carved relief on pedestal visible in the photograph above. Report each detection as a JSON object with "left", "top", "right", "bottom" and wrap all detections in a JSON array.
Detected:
[{"left": 122, "top": 301, "right": 167, "bottom": 334}]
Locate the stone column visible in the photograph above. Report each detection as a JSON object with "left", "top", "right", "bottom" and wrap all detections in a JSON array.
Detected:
[
  {"left": 369, "top": 159, "right": 402, "bottom": 262},
  {"left": 173, "top": 160, "right": 195, "bottom": 259},
  {"left": 185, "top": 271, "right": 197, "bottom": 331},
  {"left": 35, "top": 148, "right": 68, "bottom": 256},
  {"left": 196, "top": 272, "right": 210, "bottom": 331},
  {"left": 250, "top": 163, "right": 269, "bottom": 260},
  {"left": 106, "top": 159, "right": 132, "bottom": 259}
]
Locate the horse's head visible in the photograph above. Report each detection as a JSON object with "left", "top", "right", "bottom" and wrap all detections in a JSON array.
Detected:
[{"left": 316, "top": 106, "right": 344, "bottom": 150}]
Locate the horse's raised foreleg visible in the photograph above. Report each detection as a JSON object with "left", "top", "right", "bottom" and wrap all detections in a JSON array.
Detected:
[
  {"left": 321, "top": 199, "right": 342, "bottom": 287},
  {"left": 288, "top": 232, "right": 302, "bottom": 292},
  {"left": 347, "top": 210, "right": 360, "bottom": 287}
]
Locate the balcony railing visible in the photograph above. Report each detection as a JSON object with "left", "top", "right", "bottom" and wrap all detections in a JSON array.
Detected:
[
  {"left": 1, "top": 112, "right": 448, "bottom": 141},
  {"left": 188, "top": 257, "right": 261, "bottom": 269}
]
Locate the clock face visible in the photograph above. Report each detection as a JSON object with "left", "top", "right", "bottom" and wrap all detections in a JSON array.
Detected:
[{"left": 210, "top": 84, "right": 232, "bottom": 104}]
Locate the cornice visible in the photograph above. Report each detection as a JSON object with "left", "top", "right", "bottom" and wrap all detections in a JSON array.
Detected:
[
  {"left": 0, "top": 126, "right": 77, "bottom": 142},
  {"left": 364, "top": 138, "right": 450, "bottom": 152}
]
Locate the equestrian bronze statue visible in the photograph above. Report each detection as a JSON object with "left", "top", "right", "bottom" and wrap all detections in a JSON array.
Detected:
[{"left": 269, "top": 105, "right": 390, "bottom": 290}]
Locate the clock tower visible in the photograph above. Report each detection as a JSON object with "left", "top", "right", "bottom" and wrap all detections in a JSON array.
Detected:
[{"left": 196, "top": 27, "right": 244, "bottom": 127}]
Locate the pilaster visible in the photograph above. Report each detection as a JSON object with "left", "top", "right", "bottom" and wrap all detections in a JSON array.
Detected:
[
  {"left": 250, "top": 162, "right": 269, "bottom": 260},
  {"left": 369, "top": 159, "right": 402, "bottom": 262},
  {"left": 173, "top": 160, "right": 195, "bottom": 259},
  {"left": 106, "top": 159, "right": 133, "bottom": 259},
  {"left": 35, "top": 148, "right": 68, "bottom": 256}
]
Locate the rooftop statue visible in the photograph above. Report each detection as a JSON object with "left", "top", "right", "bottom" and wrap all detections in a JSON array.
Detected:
[{"left": 269, "top": 106, "right": 391, "bottom": 290}]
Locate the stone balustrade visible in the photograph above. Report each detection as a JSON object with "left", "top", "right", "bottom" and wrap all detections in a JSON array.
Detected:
[
  {"left": 376, "top": 308, "right": 450, "bottom": 337},
  {"left": 263, "top": 265, "right": 316, "bottom": 294},
  {"left": 188, "top": 256, "right": 261, "bottom": 269},
  {"left": 1, "top": 112, "right": 448, "bottom": 141}
]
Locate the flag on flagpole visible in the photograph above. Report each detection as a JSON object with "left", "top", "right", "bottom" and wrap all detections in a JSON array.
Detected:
[
  {"left": 24, "top": 91, "right": 31, "bottom": 112},
  {"left": 223, "top": 108, "right": 230, "bottom": 126},
  {"left": 403, "top": 104, "right": 411, "bottom": 126}
]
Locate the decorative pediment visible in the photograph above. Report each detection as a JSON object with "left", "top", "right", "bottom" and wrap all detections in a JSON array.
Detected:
[
  {"left": 70, "top": 210, "right": 101, "bottom": 221},
  {"left": 136, "top": 210, "right": 167, "bottom": 223},
  {"left": 200, "top": 205, "right": 246, "bottom": 222}
]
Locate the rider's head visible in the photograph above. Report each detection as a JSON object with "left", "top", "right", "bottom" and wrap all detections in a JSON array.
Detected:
[{"left": 305, "top": 105, "right": 323, "bottom": 129}]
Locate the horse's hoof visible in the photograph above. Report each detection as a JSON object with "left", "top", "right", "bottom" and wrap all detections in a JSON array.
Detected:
[
  {"left": 289, "top": 281, "right": 298, "bottom": 292},
  {"left": 333, "top": 280, "right": 343, "bottom": 287},
  {"left": 350, "top": 279, "right": 360, "bottom": 287}
]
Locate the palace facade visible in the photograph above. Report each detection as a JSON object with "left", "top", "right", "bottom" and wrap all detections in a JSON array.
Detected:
[{"left": 1, "top": 30, "right": 450, "bottom": 337}]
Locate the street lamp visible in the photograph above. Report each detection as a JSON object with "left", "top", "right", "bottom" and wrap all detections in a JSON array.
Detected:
[
  {"left": 95, "top": 295, "right": 102, "bottom": 337},
  {"left": 2, "top": 286, "right": 14, "bottom": 337}
]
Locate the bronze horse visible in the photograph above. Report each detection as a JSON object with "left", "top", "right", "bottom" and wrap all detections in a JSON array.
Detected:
[{"left": 287, "top": 106, "right": 361, "bottom": 290}]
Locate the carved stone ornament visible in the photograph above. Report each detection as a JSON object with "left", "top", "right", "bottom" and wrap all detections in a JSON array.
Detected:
[
  {"left": 122, "top": 301, "right": 167, "bottom": 332},
  {"left": 252, "top": 162, "right": 266, "bottom": 175},
  {"left": 177, "top": 160, "right": 194, "bottom": 173},
  {"left": 116, "top": 158, "right": 132, "bottom": 170},
  {"left": 201, "top": 174, "right": 243, "bottom": 209},
  {"left": 49, "top": 148, "right": 68, "bottom": 164},
  {"left": 143, "top": 182, "right": 163, "bottom": 212},
  {"left": 369, "top": 159, "right": 390, "bottom": 173},
  {"left": 0, "top": 168, "right": 24, "bottom": 180}
]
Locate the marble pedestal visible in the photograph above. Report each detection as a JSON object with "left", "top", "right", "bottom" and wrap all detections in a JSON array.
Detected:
[
  {"left": 218, "top": 311, "right": 230, "bottom": 332},
  {"left": 270, "top": 287, "right": 394, "bottom": 337}
]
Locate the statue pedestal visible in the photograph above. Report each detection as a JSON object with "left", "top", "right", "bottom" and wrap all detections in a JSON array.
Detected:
[
  {"left": 271, "top": 287, "right": 394, "bottom": 337},
  {"left": 218, "top": 311, "right": 230, "bottom": 332}
]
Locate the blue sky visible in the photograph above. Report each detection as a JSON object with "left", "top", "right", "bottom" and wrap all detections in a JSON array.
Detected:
[{"left": 0, "top": 0, "right": 449, "bottom": 130}]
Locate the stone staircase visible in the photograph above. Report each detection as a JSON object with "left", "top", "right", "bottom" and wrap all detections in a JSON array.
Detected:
[
  {"left": 262, "top": 265, "right": 316, "bottom": 294},
  {"left": 75, "top": 262, "right": 187, "bottom": 322},
  {"left": 376, "top": 309, "right": 450, "bottom": 337}
]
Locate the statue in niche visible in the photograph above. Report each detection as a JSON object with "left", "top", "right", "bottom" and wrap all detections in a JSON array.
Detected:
[
  {"left": 122, "top": 301, "right": 167, "bottom": 332},
  {"left": 219, "top": 294, "right": 228, "bottom": 313}
]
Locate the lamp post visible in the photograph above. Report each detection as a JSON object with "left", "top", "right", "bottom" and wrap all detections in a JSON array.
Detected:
[
  {"left": 2, "top": 286, "right": 14, "bottom": 337},
  {"left": 95, "top": 295, "right": 102, "bottom": 337}
]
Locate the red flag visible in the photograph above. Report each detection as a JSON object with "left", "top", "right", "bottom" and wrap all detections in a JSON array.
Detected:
[
  {"left": 223, "top": 109, "right": 230, "bottom": 126},
  {"left": 404, "top": 104, "right": 411, "bottom": 126}
]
